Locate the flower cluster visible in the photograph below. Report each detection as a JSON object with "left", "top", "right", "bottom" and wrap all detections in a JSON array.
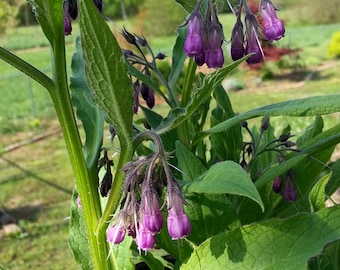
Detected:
[
  {"left": 230, "top": 0, "right": 285, "bottom": 64},
  {"left": 184, "top": 0, "right": 285, "bottom": 66},
  {"left": 184, "top": 0, "right": 224, "bottom": 68},
  {"left": 107, "top": 150, "right": 191, "bottom": 252},
  {"left": 63, "top": 0, "right": 103, "bottom": 35},
  {"left": 120, "top": 28, "right": 168, "bottom": 114},
  {"left": 272, "top": 170, "right": 297, "bottom": 202}
]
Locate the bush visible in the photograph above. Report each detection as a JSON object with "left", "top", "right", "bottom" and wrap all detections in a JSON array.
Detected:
[
  {"left": 328, "top": 31, "right": 340, "bottom": 58},
  {"left": 0, "top": 1, "right": 17, "bottom": 34},
  {"left": 136, "top": 0, "right": 186, "bottom": 37}
]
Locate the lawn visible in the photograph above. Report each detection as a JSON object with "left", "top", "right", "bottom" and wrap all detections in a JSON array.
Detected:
[{"left": 1, "top": 11, "right": 340, "bottom": 269}]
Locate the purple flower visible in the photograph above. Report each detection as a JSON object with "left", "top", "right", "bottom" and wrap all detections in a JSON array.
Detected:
[
  {"left": 166, "top": 190, "right": 191, "bottom": 240},
  {"left": 141, "top": 192, "right": 163, "bottom": 233},
  {"left": 245, "top": 13, "right": 263, "bottom": 64},
  {"left": 133, "top": 81, "right": 140, "bottom": 114},
  {"left": 63, "top": 3, "right": 72, "bottom": 36},
  {"left": 205, "top": 26, "right": 224, "bottom": 68},
  {"left": 184, "top": 11, "right": 204, "bottom": 57},
  {"left": 140, "top": 83, "right": 155, "bottom": 109},
  {"left": 136, "top": 222, "right": 156, "bottom": 251},
  {"left": 107, "top": 224, "right": 126, "bottom": 245},
  {"left": 260, "top": 0, "right": 285, "bottom": 42},
  {"left": 283, "top": 178, "right": 297, "bottom": 202},
  {"left": 272, "top": 176, "right": 282, "bottom": 193},
  {"left": 230, "top": 16, "right": 245, "bottom": 61}
]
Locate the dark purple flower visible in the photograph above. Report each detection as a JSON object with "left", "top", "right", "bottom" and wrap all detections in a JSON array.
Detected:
[
  {"left": 92, "top": 0, "right": 103, "bottom": 12},
  {"left": 63, "top": 3, "right": 72, "bottom": 36},
  {"left": 141, "top": 192, "right": 163, "bottom": 233},
  {"left": 231, "top": 17, "right": 245, "bottom": 61},
  {"left": 107, "top": 224, "right": 126, "bottom": 245},
  {"left": 272, "top": 176, "right": 282, "bottom": 193},
  {"left": 166, "top": 190, "right": 191, "bottom": 240},
  {"left": 204, "top": 27, "right": 224, "bottom": 68},
  {"left": 68, "top": 0, "right": 78, "bottom": 20},
  {"left": 136, "top": 222, "right": 156, "bottom": 251},
  {"left": 260, "top": 0, "right": 285, "bottom": 41},
  {"left": 184, "top": 11, "right": 204, "bottom": 57},
  {"left": 245, "top": 13, "right": 263, "bottom": 64},
  {"left": 194, "top": 52, "right": 206, "bottom": 66},
  {"left": 133, "top": 81, "right": 140, "bottom": 114},
  {"left": 283, "top": 178, "right": 297, "bottom": 202},
  {"left": 141, "top": 83, "right": 155, "bottom": 109}
]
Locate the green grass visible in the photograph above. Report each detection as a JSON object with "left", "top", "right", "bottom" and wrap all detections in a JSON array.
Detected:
[{"left": 1, "top": 12, "right": 340, "bottom": 270}]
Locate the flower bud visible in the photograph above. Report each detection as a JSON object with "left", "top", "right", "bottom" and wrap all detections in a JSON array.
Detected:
[
  {"left": 107, "top": 224, "right": 126, "bottom": 245},
  {"left": 63, "top": 4, "right": 72, "bottom": 36},
  {"left": 260, "top": 0, "right": 285, "bottom": 42},
  {"left": 141, "top": 193, "right": 163, "bottom": 233},
  {"left": 272, "top": 176, "right": 282, "bottom": 193},
  {"left": 283, "top": 171, "right": 297, "bottom": 202},
  {"left": 68, "top": 0, "right": 78, "bottom": 20}
]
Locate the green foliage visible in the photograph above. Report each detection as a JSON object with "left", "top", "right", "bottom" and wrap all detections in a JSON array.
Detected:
[
  {"left": 0, "top": 0, "right": 17, "bottom": 35},
  {"left": 137, "top": 0, "right": 187, "bottom": 37},
  {"left": 328, "top": 31, "right": 340, "bottom": 58}
]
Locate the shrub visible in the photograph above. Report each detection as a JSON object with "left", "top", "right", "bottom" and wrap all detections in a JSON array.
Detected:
[{"left": 328, "top": 31, "right": 340, "bottom": 58}]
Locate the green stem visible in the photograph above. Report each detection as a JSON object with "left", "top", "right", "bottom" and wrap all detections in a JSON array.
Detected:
[
  {"left": 177, "top": 58, "right": 197, "bottom": 147},
  {"left": 50, "top": 36, "right": 109, "bottom": 270},
  {"left": 0, "top": 46, "right": 53, "bottom": 90}
]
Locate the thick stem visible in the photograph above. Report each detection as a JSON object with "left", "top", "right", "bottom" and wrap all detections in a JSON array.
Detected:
[{"left": 50, "top": 36, "right": 109, "bottom": 269}]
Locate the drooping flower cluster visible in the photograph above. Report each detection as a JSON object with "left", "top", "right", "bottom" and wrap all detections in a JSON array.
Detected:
[
  {"left": 184, "top": 0, "right": 285, "bottom": 66},
  {"left": 120, "top": 28, "right": 167, "bottom": 114},
  {"left": 184, "top": 0, "right": 224, "bottom": 68},
  {"left": 107, "top": 148, "right": 191, "bottom": 252},
  {"left": 63, "top": 0, "right": 103, "bottom": 35},
  {"left": 230, "top": 0, "right": 285, "bottom": 64}
]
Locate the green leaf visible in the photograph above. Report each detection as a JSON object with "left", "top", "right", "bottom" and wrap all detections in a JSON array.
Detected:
[
  {"left": 181, "top": 206, "right": 340, "bottom": 270},
  {"left": 69, "top": 190, "right": 92, "bottom": 270},
  {"left": 168, "top": 26, "right": 187, "bottom": 90},
  {"left": 111, "top": 237, "right": 134, "bottom": 270},
  {"left": 176, "top": 141, "right": 206, "bottom": 181},
  {"left": 182, "top": 161, "right": 264, "bottom": 211},
  {"left": 70, "top": 36, "right": 104, "bottom": 169},
  {"left": 210, "top": 85, "right": 242, "bottom": 162},
  {"left": 173, "top": 0, "right": 197, "bottom": 12},
  {"left": 297, "top": 116, "right": 324, "bottom": 147},
  {"left": 194, "top": 94, "right": 340, "bottom": 145},
  {"left": 27, "top": 0, "right": 63, "bottom": 46},
  {"left": 185, "top": 194, "right": 240, "bottom": 245},
  {"left": 309, "top": 173, "right": 332, "bottom": 212},
  {"left": 156, "top": 57, "right": 246, "bottom": 134},
  {"left": 78, "top": 0, "right": 134, "bottom": 143}
]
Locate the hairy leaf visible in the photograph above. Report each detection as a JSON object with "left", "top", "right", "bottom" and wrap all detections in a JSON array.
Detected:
[
  {"left": 182, "top": 206, "right": 340, "bottom": 270},
  {"left": 182, "top": 161, "right": 264, "bottom": 211}
]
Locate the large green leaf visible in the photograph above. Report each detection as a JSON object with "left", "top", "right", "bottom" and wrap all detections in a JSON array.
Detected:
[
  {"left": 27, "top": 0, "right": 63, "bottom": 46},
  {"left": 181, "top": 206, "right": 340, "bottom": 270},
  {"left": 69, "top": 191, "right": 91, "bottom": 270},
  {"left": 173, "top": 0, "right": 197, "bottom": 12},
  {"left": 185, "top": 194, "right": 240, "bottom": 245},
  {"left": 78, "top": 0, "right": 134, "bottom": 143},
  {"left": 111, "top": 237, "right": 134, "bottom": 270},
  {"left": 70, "top": 36, "right": 104, "bottom": 169},
  {"left": 182, "top": 161, "right": 264, "bottom": 211},
  {"left": 193, "top": 94, "right": 340, "bottom": 146}
]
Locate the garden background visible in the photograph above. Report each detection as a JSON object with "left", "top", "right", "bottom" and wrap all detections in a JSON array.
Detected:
[{"left": 1, "top": 0, "right": 340, "bottom": 268}]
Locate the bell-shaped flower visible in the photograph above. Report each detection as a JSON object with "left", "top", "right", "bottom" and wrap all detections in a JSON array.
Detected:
[
  {"left": 107, "top": 224, "right": 126, "bottom": 245},
  {"left": 184, "top": 11, "right": 204, "bottom": 57},
  {"left": 204, "top": 23, "right": 224, "bottom": 68},
  {"left": 166, "top": 190, "right": 191, "bottom": 240},
  {"left": 141, "top": 192, "right": 163, "bottom": 234},
  {"left": 245, "top": 13, "right": 264, "bottom": 64},
  {"left": 230, "top": 16, "right": 245, "bottom": 61},
  {"left": 260, "top": 0, "right": 285, "bottom": 41},
  {"left": 63, "top": 3, "right": 72, "bottom": 36},
  {"left": 136, "top": 222, "right": 156, "bottom": 251}
]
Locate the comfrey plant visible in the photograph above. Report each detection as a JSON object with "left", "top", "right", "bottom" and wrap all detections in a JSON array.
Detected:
[{"left": 1, "top": 0, "right": 340, "bottom": 269}]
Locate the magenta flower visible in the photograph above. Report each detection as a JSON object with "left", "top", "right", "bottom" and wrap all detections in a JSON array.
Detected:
[
  {"left": 136, "top": 222, "right": 156, "bottom": 251},
  {"left": 184, "top": 11, "right": 204, "bottom": 58},
  {"left": 107, "top": 224, "right": 126, "bottom": 245},
  {"left": 260, "top": 0, "right": 285, "bottom": 41},
  {"left": 166, "top": 190, "right": 191, "bottom": 240},
  {"left": 141, "top": 192, "right": 163, "bottom": 233}
]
